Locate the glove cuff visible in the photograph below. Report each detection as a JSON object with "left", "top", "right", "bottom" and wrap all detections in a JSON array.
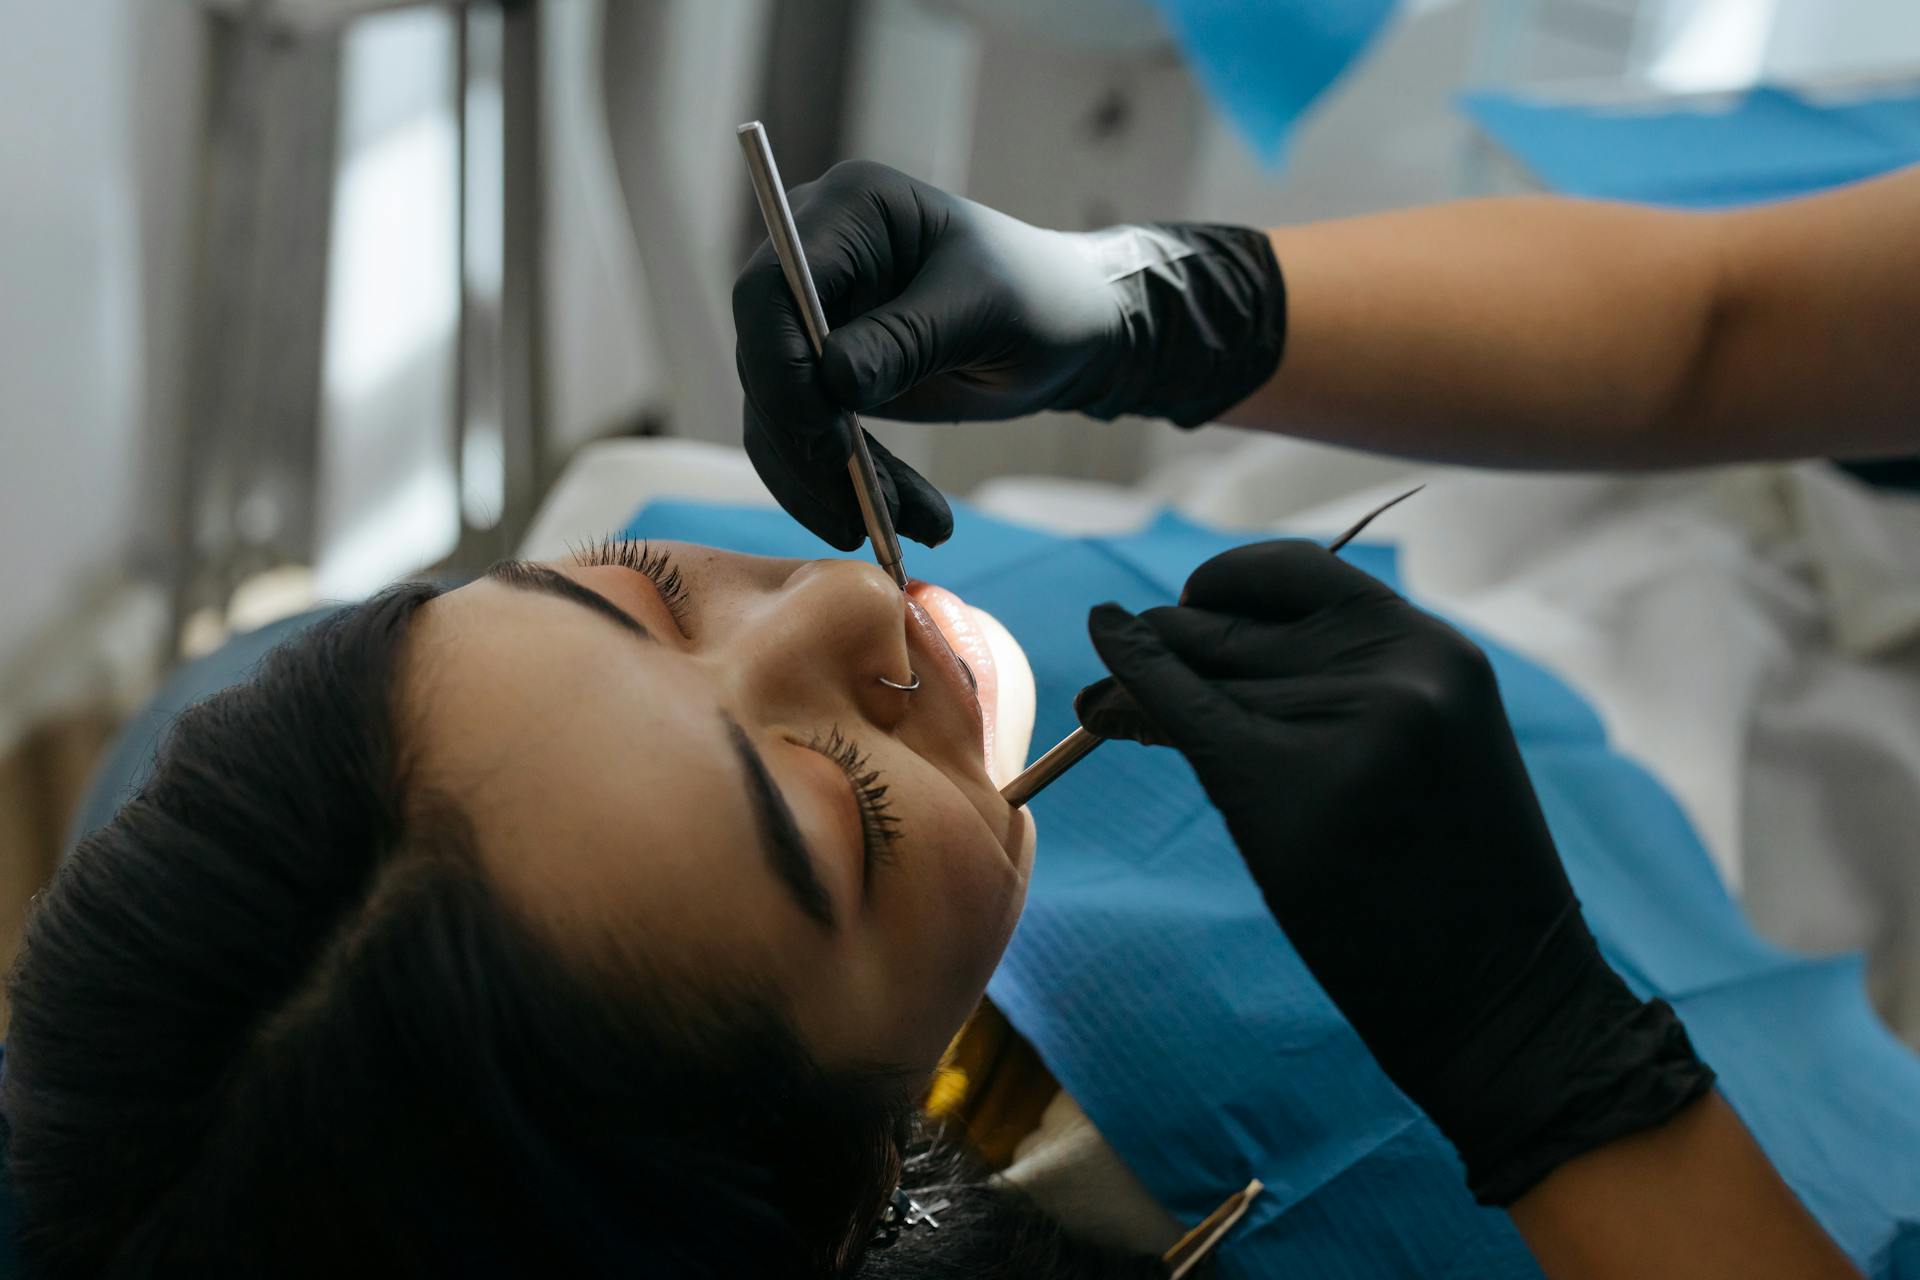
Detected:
[
  {"left": 1415, "top": 908, "right": 1716, "bottom": 1207},
  {"left": 1464, "top": 994, "right": 1713, "bottom": 1206},
  {"left": 1079, "top": 223, "right": 1287, "bottom": 428}
]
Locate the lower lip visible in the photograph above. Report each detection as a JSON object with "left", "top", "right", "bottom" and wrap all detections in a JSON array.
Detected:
[{"left": 904, "top": 581, "right": 997, "bottom": 761}]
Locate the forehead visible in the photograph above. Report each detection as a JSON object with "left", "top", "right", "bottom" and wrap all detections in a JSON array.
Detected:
[{"left": 397, "top": 576, "right": 803, "bottom": 972}]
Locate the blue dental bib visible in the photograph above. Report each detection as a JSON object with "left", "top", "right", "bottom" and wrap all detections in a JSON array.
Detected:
[{"left": 621, "top": 499, "right": 1920, "bottom": 1278}]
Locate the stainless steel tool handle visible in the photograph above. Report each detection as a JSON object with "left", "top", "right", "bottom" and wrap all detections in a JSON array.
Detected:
[{"left": 736, "top": 121, "right": 907, "bottom": 589}]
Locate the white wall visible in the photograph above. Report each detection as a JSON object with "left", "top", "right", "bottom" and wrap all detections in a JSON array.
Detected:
[
  {"left": 568, "top": 0, "right": 773, "bottom": 450},
  {"left": 311, "top": 8, "right": 466, "bottom": 598},
  {"left": 316, "top": 0, "right": 775, "bottom": 597},
  {"left": 0, "top": 0, "right": 146, "bottom": 683}
]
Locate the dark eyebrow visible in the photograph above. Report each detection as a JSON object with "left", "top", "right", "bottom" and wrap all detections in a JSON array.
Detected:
[
  {"left": 487, "top": 560, "right": 832, "bottom": 927},
  {"left": 723, "top": 713, "right": 836, "bottom": 931},
  {"left": 486, "top": 560, "right": 653, "bottom": 642}
]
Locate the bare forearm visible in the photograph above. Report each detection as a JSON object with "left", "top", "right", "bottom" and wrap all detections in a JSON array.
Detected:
[
  {"left": 1228, "top": 166, "right": 1920, "bottom": 468},
  {"left": 1509, "top": 1093, "right": 1859, "bottom": 1280}
]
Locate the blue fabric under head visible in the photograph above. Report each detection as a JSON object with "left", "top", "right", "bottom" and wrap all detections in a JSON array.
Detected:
[
  {"left": 620, "top": 499, "right": 1920, "bottom": 1278},
  {"left": 1462, "top": 83, "right": 1920, "bottom": 207}
]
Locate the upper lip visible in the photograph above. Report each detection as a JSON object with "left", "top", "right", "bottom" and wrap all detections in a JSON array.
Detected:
[
  {"left": 903, "top": 595, "right": 986, "bottom": 753},
  {"left": 900, "top": 589, "right": 1024, "bottom": 861}
]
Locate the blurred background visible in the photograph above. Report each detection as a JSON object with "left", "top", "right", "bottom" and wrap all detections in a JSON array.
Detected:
[{"left": 5, "top": 0, "right": 1920, "bottom": 1028}]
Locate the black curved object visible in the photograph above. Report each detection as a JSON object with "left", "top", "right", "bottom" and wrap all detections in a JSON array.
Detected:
[{"left": 65, "top": 606, "right": 340, "bottom": 853}]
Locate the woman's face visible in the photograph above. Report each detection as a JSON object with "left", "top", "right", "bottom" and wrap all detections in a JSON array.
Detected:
[{"left": 402, "top": 541, "right": 1037, "bottom": 1074}]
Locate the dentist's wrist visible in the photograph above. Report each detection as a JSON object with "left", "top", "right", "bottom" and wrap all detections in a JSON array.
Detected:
[
  {"left": 1413, "top": 915, "right": 1715, "bottom": 1207},
  {"left": 1076, "top": 222, "right": 1287, "bottom": 428}
]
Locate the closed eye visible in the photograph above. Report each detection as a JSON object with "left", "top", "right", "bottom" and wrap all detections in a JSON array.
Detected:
[
  {"left": 570, "top": 537, "right": 694, "bottom": 634},
  {"left": 806, "top": 726, "right": 902, "bottom": 882}
]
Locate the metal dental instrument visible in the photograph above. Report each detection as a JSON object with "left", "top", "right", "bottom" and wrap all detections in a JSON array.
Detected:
[
  {"left": 737, "top": 121, "right": 908, "bottom": 590},
  {"left": 1162, "top": 1178, "right": 1264, "bottom": 1279},
  {"left": 999, "top": 485, "right": 1426, "bottom": 808},
  {"left": 998, "top": 724, "right": 1103, "bottom": 809}
]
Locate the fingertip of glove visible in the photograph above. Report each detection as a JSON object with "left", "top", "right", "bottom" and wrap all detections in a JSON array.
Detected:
[
  {"left": 820, "top": 521, "right": 869, "bottom": 553},
  {"left": 1072, "top": 676, "right": 1116, "bottom": 720},
  {"left": 798, "top": 413, "right": 856, "bottom": 463},
  {"left": 861, "top": 433, "right": 953, "bottom": 547},
  {"left": 1086, "top": 602, "right": 1153, "bottom": 662},
  {"left": 1075, "top": 675, "right": 1167, "bottom": 745},
  {"left": 824, "top": 314, "right": 926, "bottom": 413},
  {"left": 728, "top": 250, "right": 782, "bottom": 315},
  {"left": 740, "top": 371, "right": 853, "bottom": 465},
  {"left": 894, "top": 469, "right": 955, "bottom": 547},
  {"left": 818, "top": 332, "right": 874, "bottom": 410},
  {"left": 1075, "top": 698, "right": 1126, "bottom": 739},
  {"left": 1090, "top": 602, "right": 1128, "bottom": 637},
  {"left": 901, "top": 514, "right": 954, "bottom": 549},
  {"left": 1180, "top": 537, "right": 1360, "bottom": 615}
]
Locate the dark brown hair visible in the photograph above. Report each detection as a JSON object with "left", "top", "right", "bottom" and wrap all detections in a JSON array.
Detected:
[{"left": 3, "top": 583, "right": 1162, "bottom": 1278}]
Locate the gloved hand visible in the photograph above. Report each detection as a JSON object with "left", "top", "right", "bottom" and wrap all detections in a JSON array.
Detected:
[
  {"left": 1076, "top": 541, "right": 1715, "bottom": 1205},
  {"left": 732, "top": 161, "right": 1286, "bottom": 550}
]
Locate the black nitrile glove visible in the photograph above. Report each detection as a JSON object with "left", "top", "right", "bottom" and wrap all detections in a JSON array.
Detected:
[
  {"left": 732, "top": 160, "right": 1286, "bottom": 550},
  {"left": 1076, "top": 541, "right": 1714, "bottom": 1205}
]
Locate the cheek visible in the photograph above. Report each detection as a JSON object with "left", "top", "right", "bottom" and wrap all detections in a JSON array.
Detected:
[{"left": 877, "top": 782, "right": 1027, "bottom": 999}]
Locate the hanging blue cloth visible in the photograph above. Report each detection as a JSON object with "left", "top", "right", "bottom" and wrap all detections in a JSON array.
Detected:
[
  {"left": 620, "top": 498, "right": 1920, "bottom": 1279},
  {"left": 1150, "top": 0, "right": 1400, "bottom": 165},
  {"left": 1461, "top": 83, "right": 1920, "bottom": 207}
]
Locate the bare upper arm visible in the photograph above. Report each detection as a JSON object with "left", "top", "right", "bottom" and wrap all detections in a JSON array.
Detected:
[{"left": 1680, "top": 164, "right": 1920, "bottom": 459}]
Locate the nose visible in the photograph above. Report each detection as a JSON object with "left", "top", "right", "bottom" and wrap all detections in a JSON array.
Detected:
[{"left": 715, "top": 559, "right": 914, "bottom": 730}]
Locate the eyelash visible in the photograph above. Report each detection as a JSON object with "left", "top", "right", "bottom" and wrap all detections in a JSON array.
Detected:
[
  {"left": 809, "top": 726, "right": 902, "bottom": 873},
  {"left": 571, "top": 537, "right": 693, "bottom": 631},
  {"left": 569, "top": 540, "right": 900, "bottom": 874}
]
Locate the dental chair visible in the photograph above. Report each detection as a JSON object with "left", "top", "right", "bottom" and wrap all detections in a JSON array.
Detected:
[{"left": 19, "top": 436, "right": 1920, "bottom": 1276}]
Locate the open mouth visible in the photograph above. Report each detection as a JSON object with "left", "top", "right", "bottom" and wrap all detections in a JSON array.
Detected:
[{"left": 905, "top": 580, "right": 999, "bottom": 764}]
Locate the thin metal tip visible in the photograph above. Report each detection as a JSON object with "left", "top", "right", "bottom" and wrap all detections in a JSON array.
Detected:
[
  {"left": 737, "top": 120, "right": 763, "bottom": 135},
  {"left": 1162, "top": 1177, "right": 1265, "bottom": 1277},
  {"left": 1327, "top": 483, "right": 1426, "bottom": 552}
]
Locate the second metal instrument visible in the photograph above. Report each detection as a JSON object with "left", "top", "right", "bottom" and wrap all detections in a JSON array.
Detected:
[
  {"left": 737, "top": 121, "right": 907, "bottom": 590},
  {"left": 1000, "top": 486, "right": 1425, "bottom": 808}
]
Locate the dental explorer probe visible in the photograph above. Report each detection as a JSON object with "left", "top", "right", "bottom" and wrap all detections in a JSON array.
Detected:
[
  {"left": 999, "top": 486, "right": 1426, "bottom": 809},
  {"left": 737, "top": 121, "right": 908, "bottom": 590},
  {"left": 1163, "top": 1179, "right": 1264, "bottom": 1278}
]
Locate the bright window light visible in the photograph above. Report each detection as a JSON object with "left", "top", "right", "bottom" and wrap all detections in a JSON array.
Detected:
[{"left": 1645, "top": 0, "right": 1778, "bottom": 93}]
